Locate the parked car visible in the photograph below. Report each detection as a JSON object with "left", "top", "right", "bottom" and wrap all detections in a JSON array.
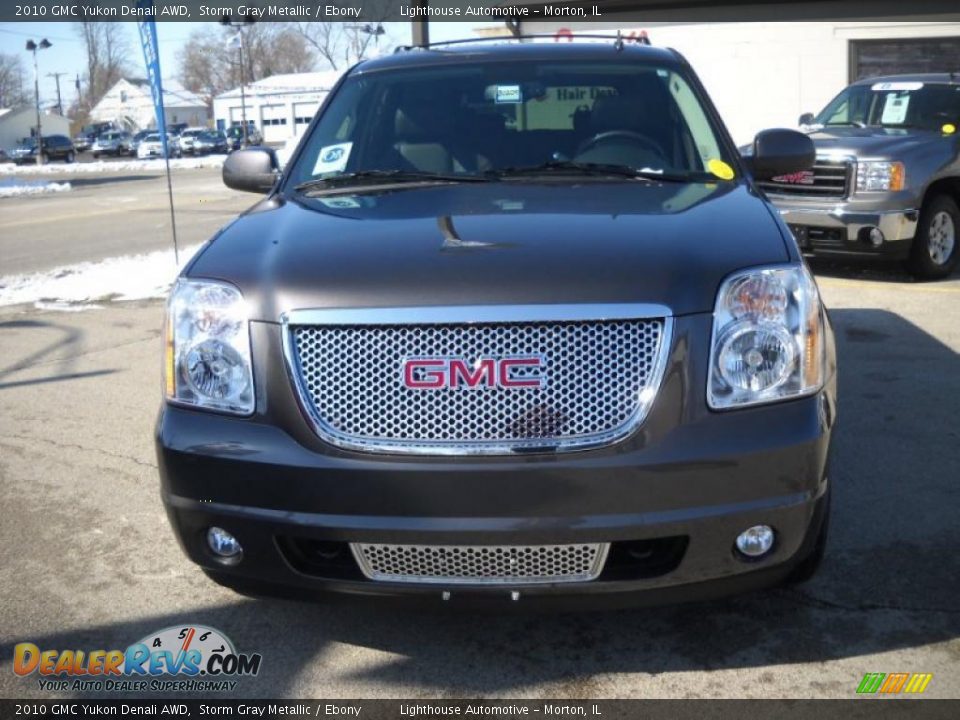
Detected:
[
  {"left": 192, "top": 130, "right": 229, "bottom": 155},
  {"left": 11, "top": 135, "right": 76, "bottom": 164},
  {"left": 137, "top": 133, "right": 182, "bottom": 159},
  {"left": 167, "top": 122, "right": 189, "bottom": 137},
  {"left": 0, "top": 148, "right": 10, "bottom": 164},
  {"left": 91, "top": 131, "right": 133, "bottom": 158},
  {"left": 74, "top": 122, "right": 115, "bottom": 152},
  {"left": 755, "top": 73, "right": 960, "bottom": 278},
  {"left": 177, "top": 127, "right": 209, "bottom": 155},
  {"left": 225, "top": 124, "right": 263, "bottom": 150},
  {"left": 158, "top": 40, "right": 835, "bottom": 607},
  {"left": 130, "top": 130, "right": 153, "bottom": 156}
]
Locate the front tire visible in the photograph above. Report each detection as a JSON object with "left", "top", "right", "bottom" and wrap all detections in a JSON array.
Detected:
[
  {"left": 65, "top": 151, "right": 75, "bottom": 163},
  {"left": 909, "top": 195, "right": 959, "bottom": 279}
]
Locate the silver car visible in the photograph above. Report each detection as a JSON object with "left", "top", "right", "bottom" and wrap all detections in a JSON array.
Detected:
[
  {"left": 91, "top": 131, "right": 133, "bottom": 158},
  {"left": 137, "top": 133, "right": 182, "bottom": 159}
]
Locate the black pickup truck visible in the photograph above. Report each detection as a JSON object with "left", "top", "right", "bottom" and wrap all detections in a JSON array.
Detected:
[{"left": 157, "top": 39, "right": 836, "bottom": 608}]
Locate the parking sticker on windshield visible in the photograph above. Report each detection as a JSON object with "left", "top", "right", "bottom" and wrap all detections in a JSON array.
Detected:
[
  {"left": 313, "top": 142, "right": 352, "bottom": 175},
  {"left": 880, "top": 93, "right": 910, "bottom": 125},
  {"left": 707, "top": 159, "right": 735, "bottom": 181},
  {"left": 495, "top": 85, "right": 522, "bottom": 104}
]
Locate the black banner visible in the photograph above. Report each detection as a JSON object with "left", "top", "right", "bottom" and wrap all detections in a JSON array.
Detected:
[
  {"left": 1, "top": 700, "right": 959, "bottom": 719},
  {"left": 2, "top": 0, "right": 960, "bottom": 23}
]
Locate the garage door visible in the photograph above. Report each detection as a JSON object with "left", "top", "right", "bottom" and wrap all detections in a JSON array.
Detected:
[
  {"left": 260, "top": 104, "right": 289, "bottom": 143},
  {"left": 292, "top": 102, "right": 320, "bottom": 132},
  {"left": 850, "top": 37, "right": 960, "bottom": 82}
]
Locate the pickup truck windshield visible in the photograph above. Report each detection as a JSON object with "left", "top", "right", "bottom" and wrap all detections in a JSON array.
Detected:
[
  {"left": 287, "top": 60, "right": 734, "bottom": 188},
  {"left": 815, "top": 82, "right": 960, "bottom": 130}
]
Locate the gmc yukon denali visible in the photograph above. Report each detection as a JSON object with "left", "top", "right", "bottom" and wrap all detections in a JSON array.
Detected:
[
  {"left": 156, "top": 40, "right": 837, "bottom": 608},
  {"left": 759, "top": 73, "right": 960, "bottom": 279}
]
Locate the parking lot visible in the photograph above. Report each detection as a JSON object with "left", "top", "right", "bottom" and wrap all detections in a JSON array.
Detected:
[{"left": 0, "top": 167, "right": 958, "bottom": 699}]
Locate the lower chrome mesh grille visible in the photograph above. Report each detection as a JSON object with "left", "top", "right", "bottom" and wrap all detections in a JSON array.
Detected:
[{"left": 350, "top": 543, "right": 610, "bottom": 585}]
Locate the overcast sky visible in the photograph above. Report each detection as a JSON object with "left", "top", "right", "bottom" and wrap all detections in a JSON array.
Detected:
[{"left": 0, "top": 21, "right": 502, "bottom": 110}]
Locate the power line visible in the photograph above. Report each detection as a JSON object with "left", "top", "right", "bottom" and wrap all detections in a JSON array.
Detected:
[{"left": 0, "top": 27, "right": 78, "bottom": 43}]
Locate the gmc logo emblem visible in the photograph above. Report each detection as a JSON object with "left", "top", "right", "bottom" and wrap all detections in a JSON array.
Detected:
[
  {"left": 403, "top": 357, "right": 545, "bottom": 389},
  {"left": 771, "top": 170, "right": 815, "bottom": 185}
]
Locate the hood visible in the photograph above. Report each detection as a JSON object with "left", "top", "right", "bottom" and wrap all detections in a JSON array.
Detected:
[
  {"left": 806, "top": 126, "right": 943, "bottom": 157},
  {"left": 188, "top": 181, "right": 790, "bottom": 321}
]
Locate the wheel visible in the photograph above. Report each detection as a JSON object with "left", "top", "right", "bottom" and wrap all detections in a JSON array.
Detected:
[
  {"left": 908, "top": 194, "right": 959, "bottom": 279},
  {"left": 65, "top": 151, "right": 75, "bottom": 163},
  {"left": 783, "top": 486, "right": 830, "bottom": 586},
  {"left": 93, "top": 152, "right": 100, "bottom": 159},
  {"left": 42, "top": 152, "right": 51, "bottom": 163}
]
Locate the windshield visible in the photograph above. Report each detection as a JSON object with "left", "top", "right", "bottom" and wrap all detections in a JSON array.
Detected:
[
  {"left": 286, "top": 60, "right": 735, "bottom": 188},
  {"left": 815, "top": 81, "right": 960, "bottom": 130}
]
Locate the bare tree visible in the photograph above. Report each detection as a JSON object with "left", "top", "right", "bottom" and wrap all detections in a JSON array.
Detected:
[
  {"left": 178, "top": 23, "right": 316, "bottom": 107},
  {"left": 75, "top": 21, "right": 130, "bottom": 111},
  {"left": 295, "top": 17, "right": 398, "bottom": 70},
  {"left": 0, "top": 52, "right": 28, "bottom": 108}
]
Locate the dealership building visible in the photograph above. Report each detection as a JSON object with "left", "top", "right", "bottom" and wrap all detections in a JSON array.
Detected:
[
  {"left": 212, "top": 71, "right": 343, "bottom": 144},
  {"left": 515, "top": 20, "right": 960, "bottom": 144},
  {"left": 88, "top": 78, "right": 209, "bottom": 132}
]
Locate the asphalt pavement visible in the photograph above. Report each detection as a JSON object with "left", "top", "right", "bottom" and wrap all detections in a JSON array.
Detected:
[
  {"left": 0, "top": 170, "right": 957, "bottom": 700},
  {"left": 1, "top": 165, "right": 251, "bottom": 275}
]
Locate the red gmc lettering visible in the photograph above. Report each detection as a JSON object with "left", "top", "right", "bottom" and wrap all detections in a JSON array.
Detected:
[
  {"left": 404, "top": 359, "right": 446, "bottom": 388},
  {"left": 449, "top": 359, "right": 496, "bottom": 388},
  {"left": 499, "top": 358, "right": 543, "bottom": 388},
  {"left": 403, "top": 358, "right": 544, "bottom": 389}
]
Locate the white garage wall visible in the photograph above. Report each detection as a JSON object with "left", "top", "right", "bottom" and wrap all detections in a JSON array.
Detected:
[{"left": 519, "top": 21, "right": 960, "bottom": 145}]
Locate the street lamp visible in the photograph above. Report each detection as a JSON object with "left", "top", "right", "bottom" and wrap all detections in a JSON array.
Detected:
[
  {"left": 26, "top": 38, "right": 52, "bottom": 166},
  {"left": 220, "top": 14, "right": 256, "bottom": 147}
]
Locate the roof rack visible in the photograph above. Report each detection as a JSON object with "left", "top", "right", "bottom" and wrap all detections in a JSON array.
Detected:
[{"left": 395, "top": 32, "right": 652, "bottom": 53}]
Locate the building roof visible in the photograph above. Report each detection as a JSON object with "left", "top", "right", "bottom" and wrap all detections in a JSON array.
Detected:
[
  {"left": 124, "top": 78, "right": 208, "bottom": 108},
  {"left": 215, "top": 71, "right": 344, "bottom": 101}
]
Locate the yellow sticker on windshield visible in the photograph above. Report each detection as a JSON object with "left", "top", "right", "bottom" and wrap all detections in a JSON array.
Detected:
[
  {"left": 708, "top": 159, "right": 735, "bottom": 181},
  {"left": 943, "top": 123, "right": 957, "bottom": 135}
]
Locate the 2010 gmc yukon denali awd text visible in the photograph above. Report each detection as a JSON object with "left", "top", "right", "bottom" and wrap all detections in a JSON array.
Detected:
[{"left": 156, "top": 41, "right": 837, "bottom": 609}]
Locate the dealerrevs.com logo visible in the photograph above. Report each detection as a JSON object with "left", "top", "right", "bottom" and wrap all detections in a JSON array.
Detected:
[{"left": 13, "top": 625, "right": 262, "bottom": 693}]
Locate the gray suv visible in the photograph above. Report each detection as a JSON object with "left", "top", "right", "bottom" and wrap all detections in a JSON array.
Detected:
[{"left": 757, "top": 74, "right": 960, "bottom": 278}]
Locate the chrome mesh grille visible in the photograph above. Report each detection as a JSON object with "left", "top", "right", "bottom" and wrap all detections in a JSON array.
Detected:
[
  {"left": 351, "top": 543, "right": 609, "bottom": 585},
  {"left": 288, "top": 318, "right": 666, "bottom": 454}
]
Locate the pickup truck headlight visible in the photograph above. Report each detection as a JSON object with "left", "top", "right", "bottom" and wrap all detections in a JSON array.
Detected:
[
  {"left": 164, "top": 279, "right": 254, "bottom": 415},
  {"left": 708, "top": 265, "right": 824, "bottom": 409},
  {"left": 856, "top": 161, "right": 905, "bottom": 192}
]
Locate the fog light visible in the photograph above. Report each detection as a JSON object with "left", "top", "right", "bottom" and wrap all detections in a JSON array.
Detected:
[
  {"left": 207, "top": 527, "right": 242, "bottom": 558},
  {"left": 735, "top": 525, "right": 775, "bottom": 558},
  {"left": 868, "top": 227, "right": 884, "bottom": 247}
]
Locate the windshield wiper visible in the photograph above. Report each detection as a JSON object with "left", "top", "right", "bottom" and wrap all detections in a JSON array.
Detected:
[
  {"left": 487, "top": 161, "right": 709, "bottom": 183},
  {"left": 294, "top": 169, "right": 491, "bottom": 193}
]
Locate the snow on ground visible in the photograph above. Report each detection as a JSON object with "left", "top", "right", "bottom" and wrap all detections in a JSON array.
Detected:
[
  {"left": 0, "top": 155, "right": 225, "bottom": 176},
  {"left": 0, "top": 243, "right": 203, "bottom": 310},
  {"left": 0, "top": 178, "right": 72, "bottom": 197}
]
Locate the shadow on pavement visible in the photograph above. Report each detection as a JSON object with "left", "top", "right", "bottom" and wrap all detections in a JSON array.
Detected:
[{"left": 1, "top": 309, "right": 957, "bottom": 697}]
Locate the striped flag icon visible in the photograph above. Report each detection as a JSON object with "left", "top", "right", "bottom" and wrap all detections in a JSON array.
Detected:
[{"left": 857, "top": 672, "right": 932, "bottom": 694}]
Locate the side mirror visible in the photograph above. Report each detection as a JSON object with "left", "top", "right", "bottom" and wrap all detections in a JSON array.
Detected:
[
  {"left": 223, "top": 147, "right": 280, "bottom": 194},
  {"left": 798, "top": 112, "right": 816, "bottom": 126},
  {"left": 746, "top": 128, "right": 815, "bottom": 181}
]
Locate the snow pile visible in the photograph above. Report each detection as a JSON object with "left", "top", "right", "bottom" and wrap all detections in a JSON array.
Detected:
[
  {"left": 0, "top": 155, "right": 225, "bottom": 176},
  {"left": 0, "top": 243, "right": 203, "bottom": 309},
  {"left": 0, "top": 178, "right": 72, "bottom": 197}
]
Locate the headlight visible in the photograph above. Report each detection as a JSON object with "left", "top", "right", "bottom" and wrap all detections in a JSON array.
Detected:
[
  {"left": 164, "top": 279, "right": 254, "bottom": 415},
  {"left": 856, "top": 161, "right": 904, "bottom": 192},
  {"left": 708, "top": 264, "right": 824, "bottom": 409}
]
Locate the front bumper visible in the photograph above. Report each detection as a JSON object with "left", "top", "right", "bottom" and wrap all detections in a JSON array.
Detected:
[
  {"left": 157, "top": 314, "right": 837, "bottom": 607},
  {"left": 772, "top": 200, "right": 918, "bottom": 259}
]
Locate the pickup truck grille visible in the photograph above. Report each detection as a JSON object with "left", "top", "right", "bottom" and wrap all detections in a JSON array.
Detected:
[
  {"left": 287, "top": 317, "right": 668, "bottom": 455},
  {"left": 756, "top": 158, "right": 852, "bottom": 198}
]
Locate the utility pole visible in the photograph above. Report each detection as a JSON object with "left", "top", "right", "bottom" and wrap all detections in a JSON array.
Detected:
[
  {"left": 411, "top": 3, "right": 430, "bottom": 47},
  {"left": 26, "top": 38, "right": 52, "bottom": 166},
  {"left": 47, "top": 72, "right": 67, "bottom": 114},
  {"left": 221, "top": 14, "right": 256, "bottom": 147}
]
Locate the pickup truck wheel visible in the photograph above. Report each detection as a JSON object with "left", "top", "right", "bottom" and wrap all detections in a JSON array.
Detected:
[{"left": 909, "top": 195, "right": 959, "bottom": 279}]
